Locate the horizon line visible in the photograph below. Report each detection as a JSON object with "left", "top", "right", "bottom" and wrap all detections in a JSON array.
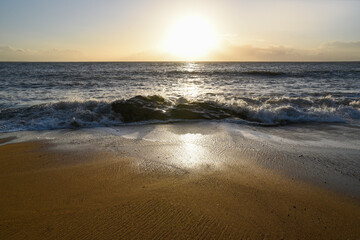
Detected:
[{"left": 1, "top": 60, "right": 360, "bottom": 63}]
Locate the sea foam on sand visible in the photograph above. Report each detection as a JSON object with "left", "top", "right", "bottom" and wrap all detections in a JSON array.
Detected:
[{"left": 2, "top": 122, "right": 360, "bottom": 197}]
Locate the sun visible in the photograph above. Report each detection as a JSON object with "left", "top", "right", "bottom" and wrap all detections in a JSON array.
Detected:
[{"left": 163, "top": 16, "right": 218, "bottom": 60}]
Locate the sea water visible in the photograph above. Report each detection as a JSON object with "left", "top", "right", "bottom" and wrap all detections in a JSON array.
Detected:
[{"left": 1, "top": 62, "right": 359, "bottom": 131}]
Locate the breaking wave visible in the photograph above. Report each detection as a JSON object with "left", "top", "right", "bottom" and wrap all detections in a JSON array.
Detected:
[{"left": 1, "top": 95, "right": 359, "bottom": 132}]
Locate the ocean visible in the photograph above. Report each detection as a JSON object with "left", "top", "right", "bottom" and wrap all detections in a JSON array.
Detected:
[
  {"left": 1, "top": 62, "right": 360, "bottom": 199},
  {"left": 0, "top": 62, "right": 360, "bottom": 132}
]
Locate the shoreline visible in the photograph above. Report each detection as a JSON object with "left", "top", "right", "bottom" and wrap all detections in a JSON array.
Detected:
[
  {"left": 1, "top": 122, "right": 359, "bottom": 198},
  {"left": 1, "top": 123, "right": 360, "bottom": 239}
]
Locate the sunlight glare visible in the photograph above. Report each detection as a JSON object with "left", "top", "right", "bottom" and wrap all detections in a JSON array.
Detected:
[{"left": 163, "top": 16, "right": 218, "bottom": 60}]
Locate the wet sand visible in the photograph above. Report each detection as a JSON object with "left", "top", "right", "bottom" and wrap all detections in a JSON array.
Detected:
[{"left": 1, "top": 137, "right": 360, "bottom": 239}]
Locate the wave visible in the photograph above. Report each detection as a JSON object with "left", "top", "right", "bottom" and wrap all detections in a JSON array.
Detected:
[
  {"left": 0, "top": 95, "right": 359, "bottom": 132},
  {"left": 162, "top": 69, "right": 360, "bottom": 78},
  {"left": 164, "top": 70, "right": 287, "bottom": 77}
]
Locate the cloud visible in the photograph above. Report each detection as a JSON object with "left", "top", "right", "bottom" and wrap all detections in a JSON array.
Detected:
[
  {"left": 124, "top": 40, "right": 360, "bottom": 61},
  {"left": 210, "top": 44, "right": 302, "bottom": 61},
  {"left": 0, "top": 46, "right": 84, "bottom": 61},
  {"left": 1, "top": 41, "right": 360, "bottom": 61},
  {"left": 209, "top": 41, "right": 360, "bottom": 61},
  {"left": 322, "top": 41, "right": 360, "bottom": 49},
  {"left": 316, "top": 41, "right": 360, "bottom": 60}
]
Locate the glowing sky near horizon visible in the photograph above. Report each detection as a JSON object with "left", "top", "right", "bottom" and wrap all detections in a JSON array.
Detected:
[{"left": 0, "top": 0, "right": 360, "bottom": 61}]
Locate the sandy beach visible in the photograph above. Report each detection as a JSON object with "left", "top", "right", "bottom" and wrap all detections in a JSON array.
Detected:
[
  {"left": 1, "top": 0, "right": 360, "bottom": 238},
  {"left": 1, "top": 123, "right": 359, "bottom": 239}
]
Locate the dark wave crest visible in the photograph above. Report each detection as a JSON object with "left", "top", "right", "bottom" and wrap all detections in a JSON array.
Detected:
[
  {"left": 0, "top": 95, "right": 359, "bottom": 132},
  {"left": 111, "top": 95, "right": 249, "bottom": 123}
]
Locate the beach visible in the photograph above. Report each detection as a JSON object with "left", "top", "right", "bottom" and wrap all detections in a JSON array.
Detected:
[
  {"left": 1, "top": 0, "right": 360, "bottom": 238},
  {"left": 1, "top": 123, "right": 359, "bottom": 239}
]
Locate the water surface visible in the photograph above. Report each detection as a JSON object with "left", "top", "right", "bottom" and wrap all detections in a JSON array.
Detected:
[{"left": 1, "top": 62, "right": 359, "bottom": 131}]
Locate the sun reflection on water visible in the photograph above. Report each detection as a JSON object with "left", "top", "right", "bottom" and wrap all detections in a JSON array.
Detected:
[
  {"left": 178, "top": 63, "right": 202, "bottom": 99},
  {"left": 184, "top": 62, "right": 197, "bottom": 72},
  {"left": 181, "top": 82, "right": 200, "bottom": 99}
]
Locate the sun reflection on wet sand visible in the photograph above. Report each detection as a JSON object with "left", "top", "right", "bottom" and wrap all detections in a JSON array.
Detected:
[
  {"left": 176, "top": 133, "right": 207, "bottom": 167},
  {"left": 108, "top": 124, "right": 225, "bottom": 170}
]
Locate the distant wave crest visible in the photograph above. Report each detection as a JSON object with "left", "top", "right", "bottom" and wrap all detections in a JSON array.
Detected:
[{"left": 162, "top": 69, "right": 360, "bottom": 78}]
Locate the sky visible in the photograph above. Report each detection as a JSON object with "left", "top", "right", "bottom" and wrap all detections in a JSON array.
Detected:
[{"left": 1, "top": 0, "right": 360, "bottom": 61}]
